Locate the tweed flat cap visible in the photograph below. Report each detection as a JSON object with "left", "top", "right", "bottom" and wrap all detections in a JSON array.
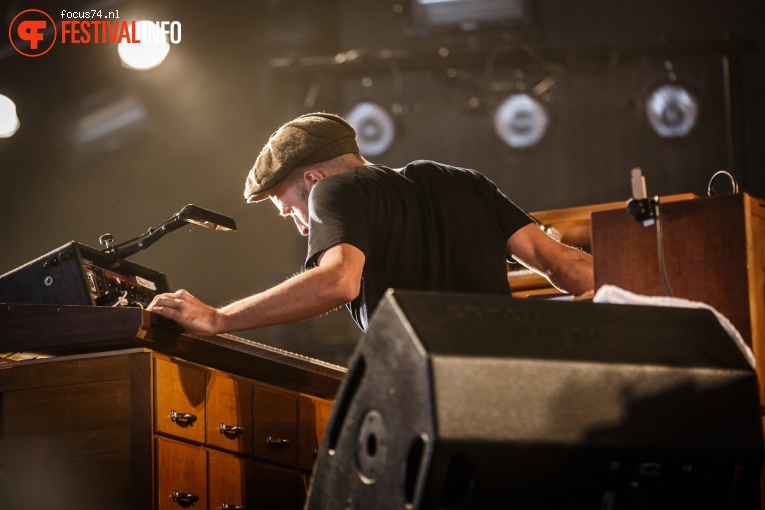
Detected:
[{"left": 244, "top": 112, "right": 359, "bottom": 203}]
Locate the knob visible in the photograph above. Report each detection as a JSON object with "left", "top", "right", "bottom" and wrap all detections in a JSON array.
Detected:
[{"left": 99, "top": 233, "right": 114, "bottom": 250}]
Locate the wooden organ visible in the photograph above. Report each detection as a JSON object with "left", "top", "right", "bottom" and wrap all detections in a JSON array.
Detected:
[{"left": 0, "top": 305, "right": 345, "bottom": 509}]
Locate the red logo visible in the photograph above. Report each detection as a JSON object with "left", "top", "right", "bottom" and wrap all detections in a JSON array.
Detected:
[{"left": 9, "top": 9, "right": 57, "bottom": 57}]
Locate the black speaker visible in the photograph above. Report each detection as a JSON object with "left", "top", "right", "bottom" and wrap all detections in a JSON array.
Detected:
[
  {"left": 0, "top": 242, "right": 170, "bottom": 308},
  {"left": 307, "top": 290, "right": 763, "bottom": 509}
]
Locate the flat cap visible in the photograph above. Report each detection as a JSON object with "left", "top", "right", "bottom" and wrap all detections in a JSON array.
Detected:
[{"left": 244, "top": 112, "right": 359, "bottom": 203}]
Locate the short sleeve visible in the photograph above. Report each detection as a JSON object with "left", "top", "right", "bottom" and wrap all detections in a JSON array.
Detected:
[
  {"left": 492, "top": 183, "right": 534, "bottom": 240},
  {"left": 305, "top": 172, "right": 369, "bottom": 268},
  {"left": 462, "top": 169, "right": 533, "bottom": 239}
]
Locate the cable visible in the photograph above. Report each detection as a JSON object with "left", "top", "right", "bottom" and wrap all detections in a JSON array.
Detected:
[
  {"left": 654, "top": 200, "right": 674, "bottom": 297},
  {"left": 707, "top": 170, "right": 739, "bottom": 197},
  {"left": 111, "top": 291, "right": 128, "bottom": 307}
]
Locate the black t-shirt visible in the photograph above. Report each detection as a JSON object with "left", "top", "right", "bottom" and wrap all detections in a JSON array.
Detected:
[{"left": 306, "top": 160, "right": 533, "bottom": 330}]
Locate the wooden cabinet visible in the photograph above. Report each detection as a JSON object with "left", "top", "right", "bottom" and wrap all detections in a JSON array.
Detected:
[
  {"left": 0, "top": 351, "right": 140, "bottom": 509},
  {"left": 0, "top": 348, "right": 336, "bottom": 509},
  {"left": 591, "top": 193, "right": 765, "bottom": 403},
  {"left": 507, "top": 194, "right": 697, "bottom": 297}
]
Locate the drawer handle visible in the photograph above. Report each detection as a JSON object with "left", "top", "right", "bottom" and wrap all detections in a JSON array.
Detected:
[
  {"left": 219, "top": 422, "right": 245, "bottom": 436},
  {"left": 172, "top": 490, "right": 199, "bottom": 507},
  {"left": 221, "top": 503, "right": 246, "bottom": 510},
  {"left": 312, "top": 447, "right": 320, "bottom": 457},
  {"left": 170, "top": 410, "right": 197, "bottom": 427},
  {"left": 267, "top": 436, "right": 291, "bottom": 449}
]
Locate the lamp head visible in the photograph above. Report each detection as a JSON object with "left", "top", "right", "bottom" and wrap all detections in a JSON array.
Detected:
[{"left": 177, "top": 204, "right": 237, "bottom": 232}]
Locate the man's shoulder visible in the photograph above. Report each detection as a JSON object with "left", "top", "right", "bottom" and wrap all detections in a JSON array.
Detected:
[
  {"left": 401, "top": 160, "right": 491, "bottom": 186},
  {"left": 401, "top": 159, "right": 448, "bottom": 173},
  {"left": 315, "top": 161, "right": 490, "bottom": 195},
  {"left": 311, "top": 165, "right": 388, "bottom": 205}
]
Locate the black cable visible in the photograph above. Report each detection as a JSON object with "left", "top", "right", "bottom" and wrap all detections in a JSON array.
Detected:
[{"left": 654, "top": 201, "right": 674, "bottom": 297}]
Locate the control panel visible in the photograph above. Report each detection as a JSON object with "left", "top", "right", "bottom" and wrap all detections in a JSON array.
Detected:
[{"left": 0, "top": 241, "right": 170, "bottom": 308}]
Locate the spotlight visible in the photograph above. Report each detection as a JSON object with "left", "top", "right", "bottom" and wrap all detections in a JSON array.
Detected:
[
  {"left": 645, "top": 83, "right": 699, "bottom": 138},
  {"left": 118, "top": 21, "right": 170, "bottom": 71},
  {"left": 346, "top": 102, "right": 396, "bottom": 157},
  {"left": 0, "top": 94, "right": 21, "bottom": 138},
  {"left": 493, "top": 93, "right": 548, "bottom": 149}
]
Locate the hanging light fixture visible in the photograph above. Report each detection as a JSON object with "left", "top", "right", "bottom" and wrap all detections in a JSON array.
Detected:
[
  {"left": 493, "top": 93, "right": 549, "bottom": 149},
  {"left": 644, "top": 82, "right": 699, "bottom": 138},
  {"left": 346, "top": 102, "right": 396, "bottom": 157}
]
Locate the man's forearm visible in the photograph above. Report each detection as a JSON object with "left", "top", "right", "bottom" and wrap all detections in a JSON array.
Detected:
[
  {"left": 147, "top": 243, "right": 364, "bottom": 336},
  {"left": 215, "top": 242, "right": 364, "bottom": 333},
  {"left": 507, "top": 224, "right": 595, "bottom": 296},
  {"left": 216, "top": 263, "right": 357, "bottom": 332},
  {"left": 547, "top": 249, "right": 594, "bottom": 296}
]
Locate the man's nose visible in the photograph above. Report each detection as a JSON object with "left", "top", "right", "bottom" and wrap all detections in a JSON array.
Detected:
[{"left": 293, "top": 216, "right": 309, "bottom": 236}]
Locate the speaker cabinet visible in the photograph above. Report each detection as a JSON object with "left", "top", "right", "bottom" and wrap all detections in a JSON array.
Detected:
[{"left": 307, "top": 290, "right": 763, "bottom": 509}]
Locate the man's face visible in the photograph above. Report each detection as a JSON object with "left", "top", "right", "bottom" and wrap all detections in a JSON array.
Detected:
[{"left": 269, "top": 177, "right": 312, "bottom": 236}]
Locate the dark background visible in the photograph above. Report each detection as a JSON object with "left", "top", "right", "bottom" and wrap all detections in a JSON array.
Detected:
[{"left": 1, "top": 0, "right": 763, "bottom": 366}]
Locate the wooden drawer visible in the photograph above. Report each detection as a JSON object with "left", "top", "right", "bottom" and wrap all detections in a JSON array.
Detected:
[
  {"left": 156, "top": 437, "right": 207, "bottom": 510},
  {"left": 206, "top": 372, "right": 253, "bottom": 455},
  {"left": 298, "top": 395, "right": 333, "bottom": 471},
  {"left": 253, "top": 385, "right": 298, "bottom": 467},
  {"left": 252, "top": 461, "right": 301, "bottom": 510},
  {"left": 154, "top": 358, "right": 206, "bottom": 444},
  {"left": 208, "top": 449, "right": 252, "bottom": 510}
]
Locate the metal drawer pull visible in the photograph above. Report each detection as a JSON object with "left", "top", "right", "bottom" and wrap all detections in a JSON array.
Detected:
[
  {"left": 312, "top": 447, "right": 320, "bottom": 457},
  {"left": 219, "top": 422, "right": 245, "bottom": 436},
  {"left": 267, "top": 436, "right": 291, "bottom": 448},
  {"left": 221, "top": 503, "right": 246, "bottom": 510},
  {"left": 172, "top": 490, "right": 199, "bottom": 506},
  {"left": 170, "top": 410, "right": 197, "bottom": 426}
]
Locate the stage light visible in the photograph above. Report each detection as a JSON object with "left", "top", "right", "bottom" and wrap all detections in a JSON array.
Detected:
[
  {"left": 0, "top": 94, "right": 21, "bottom": 138},
  {"left": 645, "top": 83, "right": 698, "bottom": 138},
  {"left": 346, "top": 102, "right": 396, "bottom": 157},
  {"left": 118, "top": 21, "right": 170, "bottom": 71},
  {"left": 494, "top": 93, "right": 548, "bottom": 149}
]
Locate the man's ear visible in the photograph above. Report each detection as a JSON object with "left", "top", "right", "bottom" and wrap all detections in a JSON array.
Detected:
[{"left": 304, "top": 169, "right": 324, "bottom": 186}]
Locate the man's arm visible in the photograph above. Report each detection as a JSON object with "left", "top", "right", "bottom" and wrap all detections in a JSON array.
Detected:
[
  {"left": 147, "top": 243, "right": 364, "bottom": 336},
  {"left": 506, "top": 223, "right": 594, "bottom": 296}
]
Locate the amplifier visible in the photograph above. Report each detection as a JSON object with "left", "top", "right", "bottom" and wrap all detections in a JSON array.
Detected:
[{"left": 0, "top": 241, "right": 170, "bottom": 308}]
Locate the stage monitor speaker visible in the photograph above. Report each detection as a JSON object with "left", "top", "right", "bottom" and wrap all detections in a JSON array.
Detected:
[
  {"left": 0, "top": 242, "right": 170, "bottom": 308},
  {"left": 307, "top": 290, "right": 763, "bottom": 509}
]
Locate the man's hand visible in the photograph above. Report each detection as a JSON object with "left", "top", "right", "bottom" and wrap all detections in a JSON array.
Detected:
[{"left": 147, "top": 289, "right": 221, "bottom": 337}]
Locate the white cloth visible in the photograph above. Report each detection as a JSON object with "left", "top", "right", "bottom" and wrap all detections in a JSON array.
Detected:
[{"left": 593, "top": 284, "right": 755, "bottom": 368}]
